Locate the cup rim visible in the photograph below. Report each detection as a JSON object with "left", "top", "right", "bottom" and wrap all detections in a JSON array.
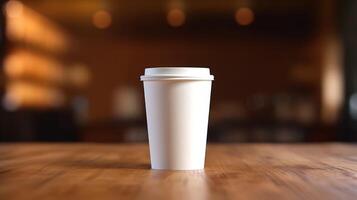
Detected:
[
  {"left": 140, "top": 67, "right": 214, "bottom": 81},
  {"left": 140, "top": 75, "right": 214, "bottom": 81}
]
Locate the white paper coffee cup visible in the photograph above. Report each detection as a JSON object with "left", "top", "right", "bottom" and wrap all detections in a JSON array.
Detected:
[{"left": 141, "top": 67, "right": 214, "bottom": 170}]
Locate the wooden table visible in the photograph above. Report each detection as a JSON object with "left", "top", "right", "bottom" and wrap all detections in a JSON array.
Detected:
[{"left": 1, "top": 143, "right": 357, "bottom": 199}]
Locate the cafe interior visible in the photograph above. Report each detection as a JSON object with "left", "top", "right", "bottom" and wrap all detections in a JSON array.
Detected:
[{"left": 0, "top": 0, "right": 355, "bottom": 143}]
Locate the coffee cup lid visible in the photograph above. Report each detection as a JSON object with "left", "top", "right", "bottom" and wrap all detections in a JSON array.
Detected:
[{"left": 140, "top": 67, "right": 214, "bottom": 81}]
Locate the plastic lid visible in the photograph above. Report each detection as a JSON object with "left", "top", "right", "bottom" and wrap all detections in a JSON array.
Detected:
[{"left": 140, "top": 67, "right": 214, "bottom": 81}]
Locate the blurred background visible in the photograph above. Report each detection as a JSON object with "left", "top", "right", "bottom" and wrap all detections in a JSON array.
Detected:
[{"left": 0, "top": 0, "right": 355, "bottom": 143}]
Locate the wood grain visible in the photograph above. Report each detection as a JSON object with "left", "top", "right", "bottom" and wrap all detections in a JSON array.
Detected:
[{"left": 0, "top": 143, "right": 357, "bottom": 200}]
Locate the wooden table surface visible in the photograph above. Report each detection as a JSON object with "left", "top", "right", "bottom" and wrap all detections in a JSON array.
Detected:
[{"left": 1, "top": 143, "right": 357, "bottom": 200}]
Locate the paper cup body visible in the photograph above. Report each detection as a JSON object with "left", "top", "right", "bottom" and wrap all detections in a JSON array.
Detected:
[{"left": 141, "top": 67, "right": 213, "bottom": 170}]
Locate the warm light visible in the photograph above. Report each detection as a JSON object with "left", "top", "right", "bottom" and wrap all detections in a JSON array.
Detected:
[
  {"left": 4, "top": 0, "right": 23, "bottom": 18},
  {"left": 322, "top": 36, "right": 343, "bottom": 124},
  {"left": 235, "top": 7, "right": 254, "bottom": 26},
  {"left": 4, "top": 50, "right": 65, "bottom": 84},
  {"left": 5, "top": 2, "right": 68, "bottom": 53},
  {"left": 167, "top": 8, "right": 185, "bottom": 27},
  {"left": 4, "top": 50, "right": 91, "bottom": 89},
  {"left": 67, "top": 64, "right": 91, "bottom": 88},
  {"left": 3, "top": 81, "right": 65, "bottom": 111},
  {"left": 92, "top": 10, "right": 112, "bottom": 29}
]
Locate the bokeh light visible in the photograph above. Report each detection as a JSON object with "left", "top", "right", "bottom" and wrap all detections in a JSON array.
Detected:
[
  {"left": 235, "top": 7, "right": 254, "bottom": 26},
  {"left": 4, "top": 0, "right": 23, "bottom": 18},
  {"left": 167, "top": 8, "right": 186, "bottom": 27},
  {"left": 92, "top": 10, "right": 112, "bottom": 29}
]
